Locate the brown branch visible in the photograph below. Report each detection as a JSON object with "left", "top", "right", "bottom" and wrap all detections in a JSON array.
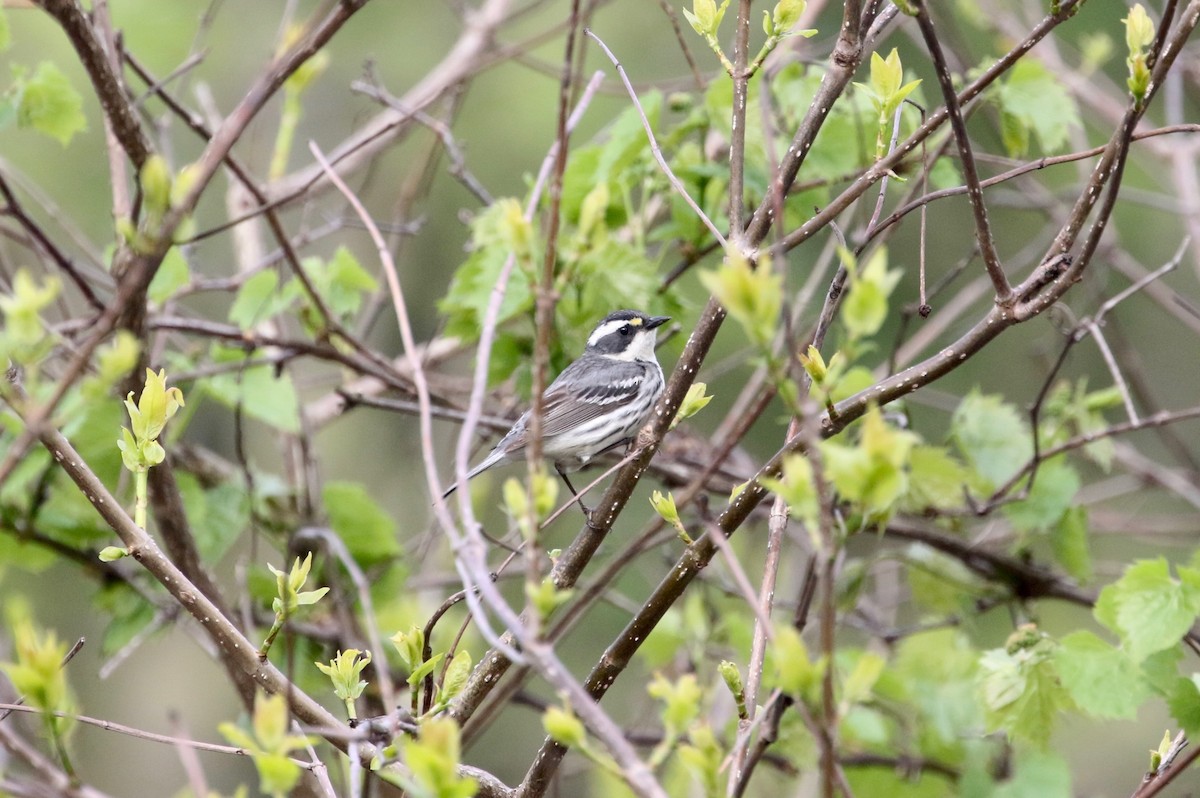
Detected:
[
  {"left": 1131, "top": 732, "right": 1198, "bottom": 798},
  {"left": 776, "top": 0, "right": 1086, "bottom": 254},
  {"left": 911, "top": 0, "right": 1011, "bottom": 303},
  {"left": 32, "top": 0, "right": 152, "bottom": 168},
  {"left": 0, "top": 171, "right": 104, "bottom": 310},
  {"left": 264, "top": 0, "right": 513, "bottom": 205}
]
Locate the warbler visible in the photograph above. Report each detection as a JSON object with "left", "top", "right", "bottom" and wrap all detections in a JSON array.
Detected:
[{"left": 443, "top": 309, "right": 670, "bottom": 511}]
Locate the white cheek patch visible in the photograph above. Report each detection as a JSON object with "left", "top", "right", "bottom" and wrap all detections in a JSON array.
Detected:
[
  {"left": 587, "top": 319, "right": 628, "bottom": 347},
  {"left": 631, "top": 331, "right": 658, "bottom": 360},
  {"left": 607, "top": 330, "right": 658, "bottom": 361}
]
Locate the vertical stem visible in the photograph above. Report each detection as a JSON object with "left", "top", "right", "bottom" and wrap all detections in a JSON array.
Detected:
[
  {"left": 525, "top": 0, "right": 583, "bottom": 630},
  {"left": 134, "top": 469, "right": 149, "bottom": 530},
  {"left": 45, "top": 713, "right": 77, "bottom": 783},
  {"left": 728, "top": 0, "right": 754, "bottom": 240},
  {"left": 818, "top": 544, "right": 837, "bottom": 798}
]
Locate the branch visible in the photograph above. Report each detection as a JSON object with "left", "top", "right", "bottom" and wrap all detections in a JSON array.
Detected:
[
  {"left": 911, "top": 0, "right": 1010, "bottom": 302},
  {"left": 265, "top": 0, "right": 513, "bottom": 204},
  {"left": 585, "top": 29, "right": 728, "bottom": 250},
  {"left": 33, "top": 0, "right": 152, "bottom": 167}
]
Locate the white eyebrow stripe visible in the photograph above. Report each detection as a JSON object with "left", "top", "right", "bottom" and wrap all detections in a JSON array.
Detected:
[{"left": 587, "top": 319, "right": 628, "bottom": 347}]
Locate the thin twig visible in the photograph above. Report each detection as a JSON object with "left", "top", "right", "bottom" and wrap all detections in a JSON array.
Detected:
[
  {"left": 585, "top": 28, "right": 728, "bottom": 250},
  {"left": 911, "top": 0, "right": 1010, "bottom": 303}
]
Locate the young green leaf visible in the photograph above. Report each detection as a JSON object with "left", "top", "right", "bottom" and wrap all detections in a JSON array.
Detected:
[
  {"left": 1054, "top": 631, "right": 1149, "bottom": 720},
  {"left": 771, "top": 625, "right": 822, "bottom": 701},
  {"left": 543, "top": 704, "right": 587, "bottom": 748},
  {"left": 672, "top": 382, "right": 713, "bottom": 427},
  {"left": 718, "top": 660, "right": 747, "bottom": 719},
  {"left": 979, "top": 625, "right": 1073, "bottom": 747},
  {"left": 316, "top": 649, "right": 372, "bottom": 717},
  {"left": 761, "top": 454, "right": 820, "bottom": 531},
  {"left": 699, "top": 250, "right": 781, "bottom": 347},
  {"left": 1122, "top": 5, "right": 1155, "bottom": 100},
  {"left": 951, "top": 391, "right": 1033, "bottom": 488},
  {"left": 219, "top": 692, "right": 313, "bottom": 797},
  {"left": 649, "top": 490, "right": 690, "bottom": 543},
  {"left": 15, "top": 62, "right": 86, "bottom": 146},
  {"left": 526, "top": 577, "right": 574, "bottom": 621},
  {"left": 440, "top": 649, "right": 472, "bottom": 705},
  {"left": 994, "top": 59, "right": 1081, "bottom": 156},
  {"left": 1094, "top": 558, "right": 1200, "bottom": 663},
  {"left": 0, "top": 268, "right": 61, "bottom": 352},
  {"left": 648, "top": 672, "right": 702, "bottom": 738},
  {"left": 323, "top": 482, "right": 400, "bottom": 566},
  {"left": 391, "top": 626, "right": 425, "bottom": 671}
]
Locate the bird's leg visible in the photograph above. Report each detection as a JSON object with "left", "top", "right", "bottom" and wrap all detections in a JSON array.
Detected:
[{"left": 555, "top": 464, "right": 592, "bottom": 519}]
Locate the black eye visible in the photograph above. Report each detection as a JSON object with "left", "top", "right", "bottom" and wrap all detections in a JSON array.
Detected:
[{"left": 619, "top": 325, "right": 632, "bottom": 336}]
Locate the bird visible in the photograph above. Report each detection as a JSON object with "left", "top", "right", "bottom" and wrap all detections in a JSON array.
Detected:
[{"left": 443, "top": 309, "right": 670, "bottom": 514}]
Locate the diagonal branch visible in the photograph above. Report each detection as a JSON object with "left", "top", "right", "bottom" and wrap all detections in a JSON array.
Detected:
[
  {"left": 911, "top": 0, "right": 1010, "bottom": 302},
  {"left": 33, "top": 0, "right": 153, "bottom": 168}
]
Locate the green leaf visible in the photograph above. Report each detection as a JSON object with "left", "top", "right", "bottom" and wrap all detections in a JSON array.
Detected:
[
  {"left": 979, "top": 629, "right": 1072, "bottom": 747},
  {"left": 16, "top": 62, "right": 86, "bottom": 146},
  {"left": 391, "top": 626, "right": 425, "bottom": 671},
  {"left": 204, "top": 350, "right": 301, "bottom": 433},
  {"left": 1054, "top": 631, "right": 1149, "bottom": 719},
  {"left": 1096, "top": 559, "right": 1200, "bottom": 663},
  {"left": 928, "top": 157, "right": 961, "bottom": 191},
  {"left": 177, "top": 474, "right": 247, "bottom": 563},
  {"left": 229, "top": 269, "right": 287, "bottom": 329},
  {"left": 951, "top": 391, "right": 1032, "bottom": 488},
  {"left": 315, "top": 246, "right": 378, "bottom": 318},
  {"left": 439, "top": 204, "right": 535, "bottom": 341},
  {"left": 1123, "top": 4, "right": 1155, "bottom": 53},
  {"left": 543, "top": 705, "right": 587, "bottom": 747},
  {"left": 905, "top": 543, "right": 986, "bottom": 614},
  {"left": 147, "top": 247, "right": 190, "bottom": 306},
  {"left": 994, "top": 59, "right": 1080, "bottom": 155},
  {"left": 819, "top": 405, "right": 917, "bottom": 517},
  {"left": 648, "top": 672, "right": 702, "bottom": 737},
  {"left": 407, "top": 652, "right": 444, "bottom": 687},
  {"left": 1003, "top": 457, "right": 1079, "bottom": 533},
  {"left": 842, "top": 651, "right": 885, "bottom": 706},
  {"left": 841, "top": 247, "right": 901, "bottom": 340},
  {"left": 0, "top": 268, "right": 60, "bottom": 351},
  {"left": 889, "top": 628, "right": 982, "bottom": 747},
  {"left": 842, "top": 278, "right": 886, "bottom": 340},
  {"left": 256, "top": 753, "right": 302, "bottom": 795},
  {"left": 699, "top": 250, "right": 780, "bottom": 347},
  {"left": 525, "top": 577, "right": 574, "bottom": 620},
  {"left": 1166, "top": 677, "right": 1200, "bottom": 734},
  {"left": 903, "top": 445, "right": 970, "bottom": 511},
  {"left": 770, "top": 625, "right": 822, "bottom": 700},
  {"left": 324, "top": 482, "right": 400, "bottom": 566},
  {"left": 94, "top": 583, "right": 155, "bottom": 655},
  {"left": 761, "top": 454, "right": 820, "bottom": 530},
  {"left": 440, "top": 648, "right": 472, "bottom": 703},
  {"left": 1050, "top": 505, "right": 1092, "bottom": 582}
]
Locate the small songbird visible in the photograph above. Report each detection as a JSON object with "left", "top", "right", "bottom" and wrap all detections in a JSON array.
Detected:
[{"left": 443, "top": 309, "right": 670, "bottom": 510}]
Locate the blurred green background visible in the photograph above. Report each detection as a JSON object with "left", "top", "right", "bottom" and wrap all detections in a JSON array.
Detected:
[{"left": 1, "top": 0, "right": 1198, "bottom": 795}]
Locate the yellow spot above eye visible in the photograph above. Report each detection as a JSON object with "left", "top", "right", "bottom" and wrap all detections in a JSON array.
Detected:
[{"left": 628, "top": 318, "right": 643, "bottom": 326}]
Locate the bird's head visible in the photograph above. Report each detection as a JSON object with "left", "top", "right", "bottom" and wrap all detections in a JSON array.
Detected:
[{"left": 584, "top": 310, "right": 670, "bottom": 362}]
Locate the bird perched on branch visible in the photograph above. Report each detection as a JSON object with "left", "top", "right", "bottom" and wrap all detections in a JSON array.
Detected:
[{"left": 443, "top": 309, "right": 670, "bottom": 514}]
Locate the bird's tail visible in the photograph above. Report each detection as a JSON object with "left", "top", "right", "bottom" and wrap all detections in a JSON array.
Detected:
[{"left": 440, "top": 448, "right": 506, "bottom": 500}]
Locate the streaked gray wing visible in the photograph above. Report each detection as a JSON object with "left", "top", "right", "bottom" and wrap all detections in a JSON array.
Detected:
[{"left": 504, "top": 357, "right": 647, "bottom": 445}]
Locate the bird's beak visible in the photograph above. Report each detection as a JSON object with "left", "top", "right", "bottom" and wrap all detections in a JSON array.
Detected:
[{"left": 646, "top": 316, "right": 670, "bottom": 330}]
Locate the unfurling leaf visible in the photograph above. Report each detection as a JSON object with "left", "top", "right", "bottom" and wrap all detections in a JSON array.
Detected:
[
  {"left": 544, "top": 704, "right": 587, "bottom": 747},
  {"left": 673, "top": 382, "right": 713, "bottom": 427},
  {"left": 699, "top": 250, "right": 781, "bottom": 347}
]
